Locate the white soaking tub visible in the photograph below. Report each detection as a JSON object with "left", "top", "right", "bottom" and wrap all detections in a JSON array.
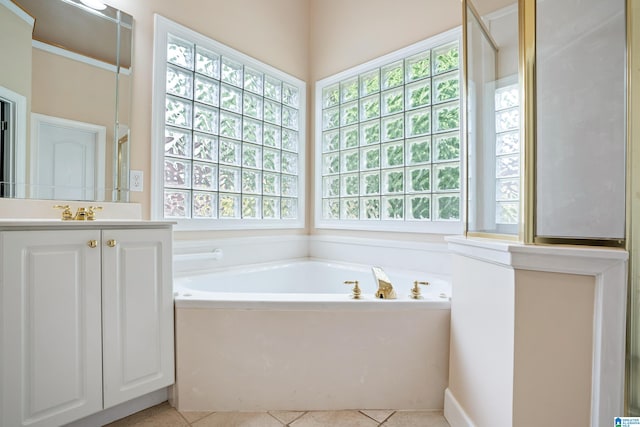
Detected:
[{"left": 172, "top": 259, "right": 451, "bottom": 412}]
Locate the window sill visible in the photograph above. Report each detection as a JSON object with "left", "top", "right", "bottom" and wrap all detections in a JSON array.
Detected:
[
  {"left": 172, "top": 218, "right": 305, "bottom": 231},
  {"left": 314, "top": 219, "right": 462, "bottom": 235}
]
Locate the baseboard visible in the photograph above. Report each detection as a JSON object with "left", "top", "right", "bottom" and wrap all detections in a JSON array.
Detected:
[
  {"left": 444, "top": 388, "right": 475, "bottom": 427},
  {"left": 64, "top": 388, "right": 168, "bottom": 427}
]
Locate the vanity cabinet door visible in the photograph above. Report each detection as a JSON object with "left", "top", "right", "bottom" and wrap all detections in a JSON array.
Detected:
[
  {"left": 101, "top": 228, "right": 174, "bottom": 408},
  {"left": 0, "top": 230, "right": 103, "bottom": 427}
]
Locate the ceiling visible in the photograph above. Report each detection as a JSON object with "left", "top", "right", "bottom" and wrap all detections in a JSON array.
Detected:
[{"left": 13, "top": 0, "right": 132, "bottom": 68}]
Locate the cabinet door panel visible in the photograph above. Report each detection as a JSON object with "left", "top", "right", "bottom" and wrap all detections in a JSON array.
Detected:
[
  {"left": 1, "top": 230, "right": 102, "bottom": 427},
  {"left": 102, "top": 228, "right": 174, "bottom": 408}
]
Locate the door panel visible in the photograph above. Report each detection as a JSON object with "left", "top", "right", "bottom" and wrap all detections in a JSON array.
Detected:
[
  {"left": 101, "top": 228, "right": 174, "bottom": 408},
  {"left": 1, "top": 230, "right": 102, "bottom": 427}
]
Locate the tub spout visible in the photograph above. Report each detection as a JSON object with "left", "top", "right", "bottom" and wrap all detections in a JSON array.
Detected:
[{"left": 371, "top": 266, "right": 397, "bottom": 299}]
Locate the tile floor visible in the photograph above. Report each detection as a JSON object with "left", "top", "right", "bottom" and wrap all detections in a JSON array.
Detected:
[{"left": 105, "top": 402, "right": 450, "bottom": 427}]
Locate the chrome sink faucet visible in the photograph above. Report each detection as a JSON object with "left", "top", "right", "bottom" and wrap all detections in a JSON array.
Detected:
[{"left": 372, "top": 266, "right": 397, "bottom": 299}]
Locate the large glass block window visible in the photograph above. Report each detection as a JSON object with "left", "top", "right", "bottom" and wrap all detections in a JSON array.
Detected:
[
  {"left": 317, "top": 35, "right": 461, "bottom": 230},
  {"left": 494, "top": 83, "right": 520, "bottom": 225},
  {"left": 159, "top": 28, "right": 304, "bottom": 224}
]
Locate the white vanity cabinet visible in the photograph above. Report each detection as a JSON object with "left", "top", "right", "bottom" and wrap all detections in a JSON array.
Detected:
[{"left": 0, "top": 222, "right": 174, "bottom": 427}]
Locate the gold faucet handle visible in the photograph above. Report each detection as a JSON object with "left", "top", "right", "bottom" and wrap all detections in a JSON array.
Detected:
[
  {"left": 53, "top": 205, "right": 73, "bottom": 220},
  {"left": 410, "top": 280, "right": 430, "bottom": 299},
  {"left": 87, "top": 206, "right": 103, "bottom": 221},
  {"left": 344, "top": 280, "right": 362, "bottom": 299}
]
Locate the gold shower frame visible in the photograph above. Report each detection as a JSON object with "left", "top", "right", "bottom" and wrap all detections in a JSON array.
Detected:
[{"left": 462, "top": 0, "right": 629, "bottom": 249}]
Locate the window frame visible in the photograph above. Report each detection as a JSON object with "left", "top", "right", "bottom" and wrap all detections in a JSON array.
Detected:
[
  {"left": 151, "top": 15, "right": 306, "bottom": 230},
  {"left": 314, "top": 27, "right": 463, "bottom": 234}
]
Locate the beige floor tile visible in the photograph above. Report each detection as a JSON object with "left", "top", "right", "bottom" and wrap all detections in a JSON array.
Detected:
[
  {"left": 105, "top": 402, "right": 189, "bottom": 427},
  {"left": 178, "top": 410, "right": 214, "bottom": 423},
  {"left": 360, "top": 410, "right": 394, "bottom": 423},
  {"left": 269, "top": 411, "right": 306, "bottom": 424},
  {"left": 382, "top": 411, "right": 449, "bottom": 427},
  {"left": 291, "top": 411, "right": 378, "bottom": 427},
  {"left": 192, "top": 412, "right": 284, "bottom": 427}
]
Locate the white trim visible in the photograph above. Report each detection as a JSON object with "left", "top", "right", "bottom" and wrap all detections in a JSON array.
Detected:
[
  {"left": 0, "top": 0, "right": 34, "bottom": 27},
  {"left": 0, "top": 86, "right": 27, "bottom": 198},
  {"left": 172, "top": 218, "right": 305, "bottom": 231},
  {"left": 32, "top": 40, "right": 131, "bottom": 75},
  {"left": 173, "top": 234, "right": 454, "bottom": 279},
  {"left": 591, "top": 262, "right": 627, "bottom": 427},
  {"left": 314, "top": 27, "right": 464, "bottom": 234},
  {"left": 30, "top": 113, "right": 106, "bottom": 201},
  {"left": 151, "top": 15, "right": 168, "bottom": 221},
  {"left": 309, "top": 234, "right": 452, "bottom": 276},
  {"left": 444, "top": 388, "right": 476, "bottom": 427},
  {"left": 173, "top": 234, "right": 309, "bottom": 275},
  {"left": 152, "top": 15, "right": 306, "bottom": 230},
  {"left": 446, "top": 235, "right": 628, "bottom": 273},
  {"left": 313, "top": 218, "right": 463, "bottom": 234},
  {"left": 446, "top": 235, "right": 628, "bottom": 427}
]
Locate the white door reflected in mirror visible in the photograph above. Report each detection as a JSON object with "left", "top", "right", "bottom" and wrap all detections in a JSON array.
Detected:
[{"left": 30, "top": 113, "right": 105, "bottom": 201}]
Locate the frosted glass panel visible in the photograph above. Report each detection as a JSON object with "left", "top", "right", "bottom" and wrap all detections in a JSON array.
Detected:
[
  {"left": 318, "top": 33, "right": 461, "bottom": 226},
  {"left": 536, "top": 0, "right": 625, "bottom": 239},
  {"left": 162, "top": 31, "right": 303, "bottom": 221}
]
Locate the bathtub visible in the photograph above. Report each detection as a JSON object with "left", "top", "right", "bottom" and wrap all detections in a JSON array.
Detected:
[{"left": 172, "top": 259, "right": 451, "bottom": 412}]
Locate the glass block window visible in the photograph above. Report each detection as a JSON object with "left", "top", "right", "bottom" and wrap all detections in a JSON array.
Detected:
[
  {"left": 494, "top": 83, "right": 520, "bottom": 225},
  {"left": 317, "top": 34, "right": 461, "bottom": 230},
  {"left": 155, "top": 20, "right": 304, "bottom": 226}
]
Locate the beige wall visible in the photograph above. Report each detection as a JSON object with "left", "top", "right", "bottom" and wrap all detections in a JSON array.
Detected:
[
  {"left": 513, "top": 269, "right": 594, "bottom": 427},
  {"left": 0, "top": 1, "right": 32, "bottom": 152},
  {"left": 31, "top": 49, "right": 120, "bottom": 189},
  {"left": 309, "top": 0, "right": 461, "bottom": 83},
  {"left": 0, "top": 3, "right": 32, "bottom": 101}
]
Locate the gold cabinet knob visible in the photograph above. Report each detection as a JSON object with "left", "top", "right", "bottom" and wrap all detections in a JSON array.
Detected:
[
  {"left": 106, "top": 239, "right": 117, "bottom": 247},
  {"left": 344, "top": 280, "right": 361, "bottom": 299},
  {"left": 410, "top": 280, "right": 430, "bottom": 299},
  {"left": 87, "top": 240, "right": 98, "bottom": 248}
]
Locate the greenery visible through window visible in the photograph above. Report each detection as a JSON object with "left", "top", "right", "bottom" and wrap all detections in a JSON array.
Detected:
[
  {"left": 494, "top": 83, "right": 520, "bottom": 224},
  {"left": 162, "top": 33, "right": 303, "bottom": 221},
  {"left": 319, "top": 37, "right": 461, "bottom": 223}
]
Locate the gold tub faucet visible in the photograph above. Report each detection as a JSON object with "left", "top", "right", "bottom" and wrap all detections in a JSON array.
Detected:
[{"left": 372, "top": 266, "right": 397, "bottom": 299}]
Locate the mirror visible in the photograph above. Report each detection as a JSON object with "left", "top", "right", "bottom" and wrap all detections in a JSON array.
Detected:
[{"left": 0, "top": 0, "right": 133, "bottom": 201}]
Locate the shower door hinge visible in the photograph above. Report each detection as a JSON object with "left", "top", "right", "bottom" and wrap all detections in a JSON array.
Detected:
[{"left": 0, "top": 121, "right": 7, "bottom": 131}]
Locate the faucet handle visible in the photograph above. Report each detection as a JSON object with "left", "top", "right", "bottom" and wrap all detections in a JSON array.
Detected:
[
  {"left": 410, "top": 280, "right": 430, "bottom": 299},
  {"left": 53, "top": 205, "right": 73, "bottom": 220},
  {"left": 344, "top": 280, "right": 362, "bottom": 300},
  {"left": 87, "top": 206, "right": 103, "bottom": 221}
]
